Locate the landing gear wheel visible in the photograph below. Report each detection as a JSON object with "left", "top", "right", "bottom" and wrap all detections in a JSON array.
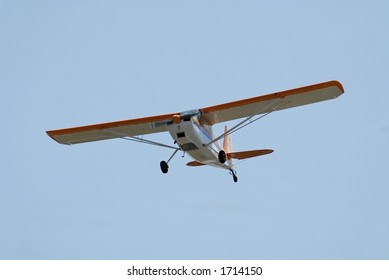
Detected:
[
  {"left": 160, "top": 161, "right": 169, "bottom": 174},
  {"left": 218, "top": 150, "right": 226, "bottom": 163},
  {"left": 229, "top": 169, "right": 238, "bottom": 183}
]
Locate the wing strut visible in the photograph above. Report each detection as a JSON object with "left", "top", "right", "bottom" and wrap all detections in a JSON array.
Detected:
[
  {"left": 204, "top": 99, "right": 280, "bottom": 147},
  {"left": 103, "top": 129, "right": 180, "bottom": 150}
]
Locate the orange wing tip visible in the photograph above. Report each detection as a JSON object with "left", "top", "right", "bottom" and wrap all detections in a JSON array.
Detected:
[
  {"left": 227, "top": 149, "right": 274, "bottom": 160},
  {"left": 186, "top": 161, "right": 206, "bottom": 167},
  {"left": 46, "top": 131, "right": 67, "bottom": 145},
  {"left": 328, "top": 80, "right": 344, "bottom": 93}
]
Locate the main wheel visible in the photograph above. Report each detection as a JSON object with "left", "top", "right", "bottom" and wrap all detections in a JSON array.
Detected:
[
  {"left": 233, "top": 174, "right": 238, "bottom": 183},
  {"left": 160, "top": 161, "right": 169, "bottom": 174},
  {"left": 218, "top": 150, "right": 226, "bottom": 163}
]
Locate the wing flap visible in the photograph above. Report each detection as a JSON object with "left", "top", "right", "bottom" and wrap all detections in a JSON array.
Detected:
[
  {"left": 46, "top": 113, "right": 177, "bottom": 145},
  {"left": 201, "top": 80, "right": 344, "bottom": 125},
  {"left": 227, "top": 149, "right": 274, "bottom": 160}
]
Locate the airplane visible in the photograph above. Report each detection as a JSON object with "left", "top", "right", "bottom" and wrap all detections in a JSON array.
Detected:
[{"left": 47, "top": 80, "right": 344, "bottom": 182}]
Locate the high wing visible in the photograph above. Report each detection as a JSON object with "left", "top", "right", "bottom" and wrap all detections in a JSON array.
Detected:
[
  {"left": 200, "top": 80, "right": 344, "bottom": 125},
  {"left": 47, "top": 113, "right": 178, "bottom": 145},
  {"left": 47, "top": 80, "right": 344, "bottom": 145}
]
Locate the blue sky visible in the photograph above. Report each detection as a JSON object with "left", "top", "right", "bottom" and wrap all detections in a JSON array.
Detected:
[{"left": 1, "top": 0, "right": 388, "bottom": 259}]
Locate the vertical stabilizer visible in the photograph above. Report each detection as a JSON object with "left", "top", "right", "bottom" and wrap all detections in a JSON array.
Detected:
[
  {"left": 223, "top": 126, "right": 237, "bottom": 180},
  {"left": 223, "top": 126, "right": 231, "bottom": 154},
  {"left": 223, "top": 126, "right": 236, "bottom": 171},
  {"left": 223, "top": 126, "right": 238, "bottom": 177}
]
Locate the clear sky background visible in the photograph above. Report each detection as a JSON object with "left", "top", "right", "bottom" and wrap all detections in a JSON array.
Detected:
[{"left": 1, "top": 0, "right": 388, "bottom": 259}]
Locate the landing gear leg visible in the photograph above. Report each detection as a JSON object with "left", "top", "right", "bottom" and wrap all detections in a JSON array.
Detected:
[{"left": 160, "top": 148, "right": 180, "bottom": 174}]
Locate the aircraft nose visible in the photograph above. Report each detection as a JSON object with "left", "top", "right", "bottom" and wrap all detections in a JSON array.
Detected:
[{"left": 172, "top": 114, "right": 181, "bottom": 124}]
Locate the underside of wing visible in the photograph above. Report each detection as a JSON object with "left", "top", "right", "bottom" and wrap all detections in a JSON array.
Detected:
[
  {"left": 201, "top": 80, "right": 344, "bottom": 125},
  {"left": 227, "top": 149, "right": 274, "bottom": 160},
  {"left": 46, "top": 113, "right": 178, "bottom": 145}
]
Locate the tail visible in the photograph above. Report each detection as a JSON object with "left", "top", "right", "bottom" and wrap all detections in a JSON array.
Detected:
[
  {"left": 188, "top": 126, "right": 273, "bottom": 170},
  {"left": 223, "top": 126, "right": 235, "bottom": 170},
  {"left": 223, "top": 126, "right": 232, "bottom": 155},
  {"left": 223, "top": 125, "right": 273, "bottom": 163}
]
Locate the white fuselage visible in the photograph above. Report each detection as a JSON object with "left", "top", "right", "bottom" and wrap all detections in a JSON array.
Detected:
[{"left": 167, "top": 116, "right": 230, "bottom": 169}]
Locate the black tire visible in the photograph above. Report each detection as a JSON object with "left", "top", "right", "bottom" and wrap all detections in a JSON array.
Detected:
[
  {"left": 218, "top": 150, "right": 226, "bottom": 163},
  {"left": 233, "top": 174, "right": 238, "bottom": 183},
  {"left": 160, "top": 161, "right": 169, "bottom": 174}
]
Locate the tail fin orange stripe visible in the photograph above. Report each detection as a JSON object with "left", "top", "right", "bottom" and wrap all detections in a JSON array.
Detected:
[{"left": 223, "top": 125, "right": 230, "bottom": 153}]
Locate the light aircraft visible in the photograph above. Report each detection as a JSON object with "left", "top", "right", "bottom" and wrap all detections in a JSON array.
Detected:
[{"left": 47, "top": 80, "right": 344, "bottom": 182}]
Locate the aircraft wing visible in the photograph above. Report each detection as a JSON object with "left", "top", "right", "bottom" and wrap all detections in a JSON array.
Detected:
[
  {"left": 47, "top": 80, "right": 344, "bottom": 145},
  {"left": 201, "top": 80, "right": 344, "bottom": 125},
  {"left": 47, "top": 113, "right": 178, "bottom": 145}
]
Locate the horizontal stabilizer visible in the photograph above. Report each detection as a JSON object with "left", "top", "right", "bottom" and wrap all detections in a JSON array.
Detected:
[
  {"left": 186, "top": 161, "right": 206, "bottom": 167},
  {"left": 227, "top": 149, "right": 273, "bottom": 160}
]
